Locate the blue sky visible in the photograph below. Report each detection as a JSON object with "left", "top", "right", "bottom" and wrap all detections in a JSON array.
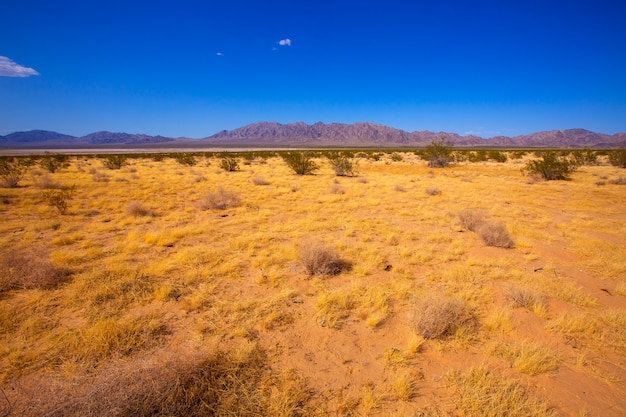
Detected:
[{"left": 1, "top": 0, "right": 625, "bottom": 138}]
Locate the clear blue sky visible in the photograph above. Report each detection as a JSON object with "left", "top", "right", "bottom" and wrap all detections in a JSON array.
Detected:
[{"left": 1, "top": 0, "right": 625, "bottom": 138}]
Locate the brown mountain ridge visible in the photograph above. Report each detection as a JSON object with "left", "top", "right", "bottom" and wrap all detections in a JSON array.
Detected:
[{"left": 1, "top": 123, "right": 625, "bottom": 148}]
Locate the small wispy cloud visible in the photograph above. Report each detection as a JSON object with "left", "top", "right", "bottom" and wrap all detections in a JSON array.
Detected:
[
  {"left": 216, "top": 52, "right": 223, "bottom": 56},
  {"left": 0, "top": 56, "right": 39, "bottom": 77},
  {"left": 278, "top": 38, "right": 291, "bottom": 46}
]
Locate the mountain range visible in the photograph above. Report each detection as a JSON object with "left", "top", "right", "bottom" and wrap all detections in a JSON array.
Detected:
[{"left": 1, "top": 123, "right": 625, "bottom": 148}]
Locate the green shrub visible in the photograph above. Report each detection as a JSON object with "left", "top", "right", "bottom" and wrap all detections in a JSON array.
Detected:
[
  {"left": 39, "top": 153, "right": 69, "bottom": 173},
  {"left": 424, "top": 138, "right": 454, "bottom": 168},
  {"left": 522, "top": 151, "right": 576, "bottom": 180},
  {"left": 220, "top": 157, "right": 239, "bottom": 172},
  {"left": 467, "top": 150, "right": 488, "bottom": 163},
  {"left": 174, "top": 153, "right": 197, "bottom": 166},
  {"left": 0, "top": 157, "right": 31, "bottom": 188},
  {"left": 101, "top": 155, "right": 127, "bottom": 170},
  {"left": 42, "top": 185, "right": 76, "bottom": 214},
  {"left": 608, "top": 149, "right": 626, "bottom": 168},
  {"left": 390, "top": 152, "right": 403, "bottom": 162},
  {"left": 327, "top": 153, "right": 358, "bottom": 176},
  {"left": 487, "top": 150, "right": 508, "bottom": 163},
  {"left": 571, "top": 148, "right": 598, "bottom": 166},
  {"left": 282, "top": 152, "right": 319, "bottom": 175}
]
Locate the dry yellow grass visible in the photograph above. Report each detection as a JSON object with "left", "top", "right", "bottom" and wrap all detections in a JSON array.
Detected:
[{"left": 0, "top": 152, "right": 624, "bottom": 416}]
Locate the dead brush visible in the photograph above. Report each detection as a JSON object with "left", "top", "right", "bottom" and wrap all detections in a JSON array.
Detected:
[
  {"left": 477, "top": 221, "right": 515, "bottom": 248},
  {"left": 0, "top": 247, "right": 71, "bottom": 292},
  {"left": 13, "top": 345, "right": 314, "bottom": 417},
  {"left": 412, "top": 296, "right": 476, "bottom": 339},
  {"left": 299, "top": 240, "right": 351, "bottom": 276},
  {"left": 32, "top": 173, "right": 63, "bottom": 189},
  {"left": 125, "top": 200, "right": 153, "bottom": 217},
  {"left": 507, "top": 286, "right": 546, "bottom": 311},
  {"left": 196, "top": 187, "right": 242, "bottom": 210},
  {"left": 457, "top": 208, "right": 487, "bottom": 232}
]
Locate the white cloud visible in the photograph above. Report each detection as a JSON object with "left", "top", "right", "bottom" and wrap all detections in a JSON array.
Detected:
[
  {"left": 216, "top": 52, "right": 223, "bottom": 56},
  {"left": 278, "top": 38, "right": 291, "bottom": 46},
  {"left": 0, "top": 56, "right": 39, "bottom": 77}
]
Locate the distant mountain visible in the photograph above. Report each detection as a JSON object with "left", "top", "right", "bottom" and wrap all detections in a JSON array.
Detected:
[
  {"left": 0, "top": 131, "right": 179, "bottom": 147},
  {"left": 1, "top": 124, "right": 625, "bottom": 148},
  {"left": 204, "top": 122, "right": 626, "bottom": 148},
  {"left": 1, "top": 130, "right": 77, "bottom": 144},
  {"left": 82, "top": 131, "right": 177, "bottom": 145}
]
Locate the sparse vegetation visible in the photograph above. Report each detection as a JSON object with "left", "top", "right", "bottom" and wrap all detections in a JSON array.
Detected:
[{"left": 0, "top": 151, "right": 623, "bottom": 416}]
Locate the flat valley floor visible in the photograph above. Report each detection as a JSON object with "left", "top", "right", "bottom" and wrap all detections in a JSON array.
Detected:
[{"left": 1, "top": 153, "right": 624, "bottom": 416}]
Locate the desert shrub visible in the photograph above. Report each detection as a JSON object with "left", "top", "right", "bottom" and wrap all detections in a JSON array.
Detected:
[
  {"left": 394, "top": 184, "right": 407, "bottom": 192},
  {"left": 412, "top": 296, "right": 476, "bottom": 339},
  {"left": 197, "top": 187, "right": 242, "bottom": 210},
  {"left": 125, "top": 201, "right": 152, "bottom": 217},
  {"left": 522, "top": 151, "right": 576, "bottom": 180},
  {"left": 327, "top": 153, "right": 358, "bottom": 176},
  {"left": 507, "top": 287, "right": 546, "bottom": 311},
  {"left": 571, "top": 148, "right": 598, "bottom": 166},
  {"left": 329, "top": 182, "right": 346, "bottom": 194},
  {"left": 282, "top": 152, "right": 319, "bottom": 175},
  {"left": 467, "top": 150, "right": 488, "bottom": 162},
  {"left": 251, "top": 176, "right": 270, "bottom": 185},
  {"left": 424, "top": 138, "right": 454, "bottom": 167},
  {"left": 101, "top": 155, "right": 127, "bottom": 170},
  {"left": 299, "top": 240, "right": 351, "bottom": 276},
  {"left": 220, "top": 157, "right": 239, "bottom": 172},
  {"left": 10, "top": 345, "right": 313, "bottom": 417},
  {"left": 42, "top": 185, "right": 76, "bottom": 214},
  {"left": 476, "top": 221, "right": 514, "bottom": 248},
  {"left": 39, "top": 153, "right": 69, "bottom": 173},
  {"left": 487, "top": 150, "right": 508, "bottom": 163},
  {"left": 608, "top": 149, "right": 626, "bottom": 168},
  {"left": 0, "top": 157, "right": 30, "bottom": 187},
  {"left": 457, "top": 208, "right": 487, "bottom": 232},
  {"left": 32, "top": 173, "right": 63, "bottom": 189},
  {"left": 0, "top": 247, "right": 70, "bottom": 292},
  {"left": 608, "top": 176, "right": 626, "bottom": 185},
  {"left": 174, "top": 153, "right": 197, "bottom": 166},
  {"left": 425, "top": 187, "right": 441, "bottom": 196},
  {"left": 92, "top": 172, "right": 110, "bottom": 182},
  {"left": 390, "top": 152, "right": 403, "bottom": 162}
]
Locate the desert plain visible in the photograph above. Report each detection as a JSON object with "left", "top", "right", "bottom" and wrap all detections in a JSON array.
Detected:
[{"left": 0, "top": 150, "right": 624, "bottom": 416}]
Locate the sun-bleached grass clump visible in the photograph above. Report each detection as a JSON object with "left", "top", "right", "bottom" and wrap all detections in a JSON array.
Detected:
[
  {"left": 412, "top": 296, "right": 476, "bottom": 339},
  {"left": 446, "top": 367, "right": 555, "bottom": 416},
  {"left": 300, "top": 240, "right": 351, "bottom": 276},
  {"left": 425, "top": 187, "right": 441, "bottom": 196},
  {"left": 196, "top": 187, "right": 242, "bottom": 210}
]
